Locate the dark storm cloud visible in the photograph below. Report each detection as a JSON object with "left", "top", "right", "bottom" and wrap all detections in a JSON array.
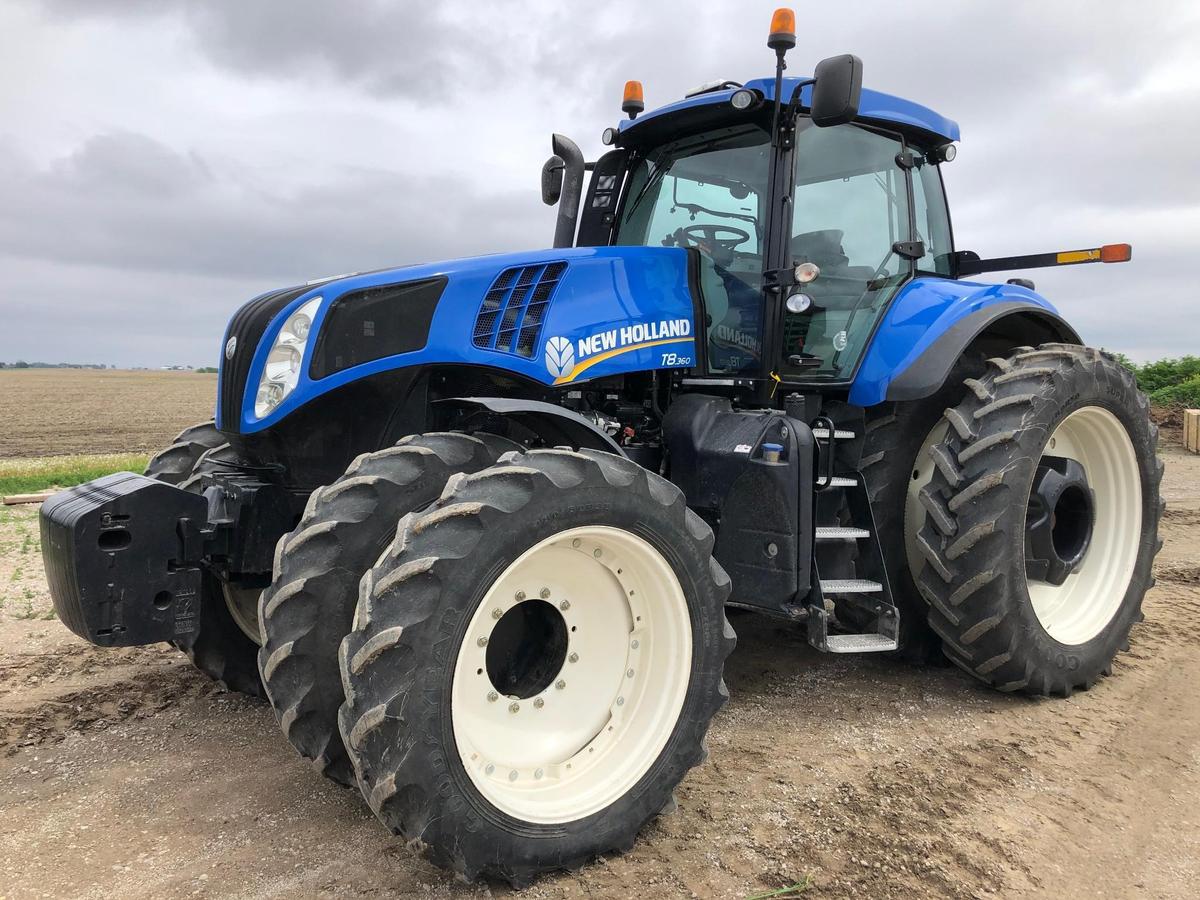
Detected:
[{"left": 4, "top": 0, "right": 1198, "bottom": 366}]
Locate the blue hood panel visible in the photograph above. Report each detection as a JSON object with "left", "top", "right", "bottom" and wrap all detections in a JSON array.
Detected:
[{"left": 233, "top": 246, "right": 698, "bottom": 433}]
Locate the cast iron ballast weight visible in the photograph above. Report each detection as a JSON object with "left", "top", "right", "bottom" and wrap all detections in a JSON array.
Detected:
[{"left": 40, "top": 8, "right": 1159, "bottom": 886}]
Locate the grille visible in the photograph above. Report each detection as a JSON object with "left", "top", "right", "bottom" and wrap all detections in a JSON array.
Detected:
[{"left": 472, "top": 261, "right": 567, "bottom": 358}]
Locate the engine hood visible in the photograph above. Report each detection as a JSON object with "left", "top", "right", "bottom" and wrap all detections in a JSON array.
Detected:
[{"left": 218, "top": 246, "right": 700, "bottom": 434}]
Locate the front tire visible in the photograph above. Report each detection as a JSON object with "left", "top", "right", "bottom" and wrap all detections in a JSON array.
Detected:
[
  {"left": 916, "top": 344, "right": 1163, "bottom": 696},
  {"left": 257, "top": 432, "right": 521, "bottom": 787},
  {"left": 337, "top": 449, "right": 735, "bottom": 885}
]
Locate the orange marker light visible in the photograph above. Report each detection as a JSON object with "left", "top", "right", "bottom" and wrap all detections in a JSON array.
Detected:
[
  {"left": 768, "top": 8, "right": 797, "bottom": 50},
  {"left": 622, "top": 80, "right": 645, "bottom": 119},
  {"left": 1100, "top": 243, "right": 1132, "bottom": 263}
]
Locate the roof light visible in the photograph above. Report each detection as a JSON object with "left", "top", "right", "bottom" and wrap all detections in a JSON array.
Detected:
[
  {"left": 730, "top": 89, "right": 757, "bottom": 110},
  {"left": 1100, "top": 243, "right": 1132, "bottom": 263},
  {"left": 622, "top": 81, "right": 644, "bottom": 119},
  {"left": 601, "top": 126, "right": 618, "bottom": 146},
  {"left": 768, "top": 8, "right": 796, "bottom": 51}
]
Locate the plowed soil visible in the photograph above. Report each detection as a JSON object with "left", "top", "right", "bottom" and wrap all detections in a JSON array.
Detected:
[{"left": 1, "top": 447, "right": 1197, "bottom": 899}]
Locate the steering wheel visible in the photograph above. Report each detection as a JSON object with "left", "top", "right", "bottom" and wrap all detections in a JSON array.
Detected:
[{"left": 677, "top": 223, "right": 751, "bottom": 253}]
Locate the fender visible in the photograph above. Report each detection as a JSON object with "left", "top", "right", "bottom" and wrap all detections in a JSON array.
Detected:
[
  {"left": 849, "top": 278, "right": 1080, "bottom": 407},
  {"left": 438, "top": 397, "right": 626, "bottom": 456}
]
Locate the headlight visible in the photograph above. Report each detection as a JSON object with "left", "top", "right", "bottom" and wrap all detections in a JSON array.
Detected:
[{"left": 254, "top": 296, "right": 321, "bottom": 418}]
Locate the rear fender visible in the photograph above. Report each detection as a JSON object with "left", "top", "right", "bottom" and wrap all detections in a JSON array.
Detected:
[{"left": 849, "top": 278, "right": 1080, "bottom": 406}]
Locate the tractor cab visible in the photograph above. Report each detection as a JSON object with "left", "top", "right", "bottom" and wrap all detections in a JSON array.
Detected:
[{"left": 547, "top": 41, "right": 962, "bottom": 402}]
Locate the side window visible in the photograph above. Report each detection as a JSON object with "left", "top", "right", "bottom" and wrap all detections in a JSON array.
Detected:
[{"left": 912, "top": 161, "right": 954, "bottom": 275}]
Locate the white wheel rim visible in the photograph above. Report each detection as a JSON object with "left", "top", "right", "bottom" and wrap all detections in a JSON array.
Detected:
[
  {"left": 224, "top": 584, "right": 263, "bottom": 645},
  {"left": 905, "top": 420, "right": 948, "bottom": 577},
  {"left": 450, "top": 525, "right": 692, "bottom": 824},
  {"left": 1027, "top": 406, "right": 1141, "bottom": 645}
]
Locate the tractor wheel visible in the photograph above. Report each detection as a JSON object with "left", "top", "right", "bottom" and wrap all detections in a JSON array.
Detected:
[
  {"left": 257, "top": 432, "right": 522, "bottom": 787},
  {"left": 143, "top": 421, "right": 226, "bottom": 485},
  {"left": 857, "top": 354, "right": 984, "bottom": 662},
  {"left": 916, "top": 344, "right": 1163, "bottom": 696},
  {"left": 338, "top": 449, "right": 735, "bottom": 885}
]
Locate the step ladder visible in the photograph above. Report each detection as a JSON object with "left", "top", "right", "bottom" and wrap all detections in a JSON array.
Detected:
[{"left": 805, "top": 417, "right": 899, "bottom": 654}]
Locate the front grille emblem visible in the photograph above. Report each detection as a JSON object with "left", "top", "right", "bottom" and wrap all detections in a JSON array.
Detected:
[{"left": 225, "top": 336, "right": 237, "bottom": 360}]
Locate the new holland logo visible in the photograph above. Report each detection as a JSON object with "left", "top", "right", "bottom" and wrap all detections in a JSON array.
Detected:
[
  {"left": 225, "top": 336, "right": 237, "bottom": 360},
  {"left": 544, "top": 335, "right": 575, "bottom": 378}
]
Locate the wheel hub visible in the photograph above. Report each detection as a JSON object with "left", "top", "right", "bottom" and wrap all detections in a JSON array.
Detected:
[
  {"left": 1025, "top": 456, "right": 1095, "bottom": 586},
  {"left": 450, "top": 525, "right": 691, "bottom": 824}
]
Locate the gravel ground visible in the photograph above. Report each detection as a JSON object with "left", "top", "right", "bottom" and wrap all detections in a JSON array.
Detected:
[{"left": 0, "top": 446, "right": 1197, "bottom": 899}]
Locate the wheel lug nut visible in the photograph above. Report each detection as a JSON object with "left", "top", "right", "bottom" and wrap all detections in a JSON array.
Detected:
[
  {"left": 487, "top": 691, "right": 498, "bottom": 702},
  {"left": 535, "top": 768, "right": 544, "bottom": 780},
  {"left": 626, "top": 668, "right": 634, "bottom": 678},
  {"left": 477, "top": 637, "right": 488, "bottom": 647},
  {"left": 559, "top": 599, "right": 570, "bottom": 611},
  {"left": 539, "top": 587, "right": 551, "bottom": 599},
  {"left": 514, "top": 590, "right": 526, "bottom": 601},
  {"left": 556, "top": 679, "right": 566, "bottom": 690},
  {"left": 485, "top": 764, "right": 495, "bottom": 775},
  {"left": 572, "top": 538, "right": 582, "bottom": 548},
  {"left": 631, "top": 639, "right": 639, "bottom": 649},
  {"left": 533, "top": 698, "right": 545, "bottom": 709},
  {"left": 593, "top": 548, "right": 602, "bottom": 558},
  {"left": 616, "top": 696, "right": 625, "bottom": 706},
  {"left": 568, "top": 652, "right": 579, "bottom": 664},
  {"left": 491, "top": 607, "right": 503, "bottom": 620},
  {"left": 508, "top": 770, "right": 519, "bottom": 782},
  {"left": 509, "top": 702, "right": 520, "bottom": 714}
]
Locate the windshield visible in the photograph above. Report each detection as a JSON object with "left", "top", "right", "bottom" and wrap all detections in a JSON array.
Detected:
[
  {"left": 782, "top": 123, "right": 911, "bottom": 380},
  {"left": 615, "top": 124, "right": 772, "bottom": 375}
]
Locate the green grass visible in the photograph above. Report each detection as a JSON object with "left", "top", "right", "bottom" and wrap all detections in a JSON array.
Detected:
[
  {"left": 746, "top": 879, "right": 812, "bottom": 900},
  {"left": 0, "top": 453, "right": 149, "bottom": 497}
]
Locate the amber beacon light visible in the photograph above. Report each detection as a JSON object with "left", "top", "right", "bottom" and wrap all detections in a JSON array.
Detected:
[
  {"left": 622, "top": 80, "right": 645, "bottom": 119},
  {"left": 768, "top": 8, "right": 797, "bottom": 50}
]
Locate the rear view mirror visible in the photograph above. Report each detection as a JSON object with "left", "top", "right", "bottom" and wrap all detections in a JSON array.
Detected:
[
  {"left": 811, "top": 54, "right": 863, "bottom": 127},
  {"left": 541, "top": 156, "right": 565, "bottom": 205}
]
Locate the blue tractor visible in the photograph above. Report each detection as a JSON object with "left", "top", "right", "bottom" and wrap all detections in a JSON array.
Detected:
[{"left": 40, "top": 9, "right": 1160, "bottom": 885}]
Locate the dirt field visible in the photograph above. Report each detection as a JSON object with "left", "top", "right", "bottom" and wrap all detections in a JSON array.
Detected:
[
  {"left": 0, "top": 444, "right": 1196, "bottom": 899},
  {"left": 0, "top": 370, "right": 217, "bottom": 458}
]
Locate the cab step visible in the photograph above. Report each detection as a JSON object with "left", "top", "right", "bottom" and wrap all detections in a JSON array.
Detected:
[
  {"left": 824, "top": 633, "right": 898, "bottom": 653},
  {"left": 816, "top": 475, "right": 857, "bottom": 488},
  {"left": 812, "top": 427, "right": 856, "bottom": 440},
  {"left": 819, "top": 578, "right": 882, "bottom": 593},
  {"left": 815, "top": 526, "right": 869, "bottom": 541}
]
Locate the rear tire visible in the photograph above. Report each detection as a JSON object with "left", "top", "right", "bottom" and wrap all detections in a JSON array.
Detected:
[
  {"left": 916, "top": 344, "right": 1163, "bottom": 696},
  {"left": 338, "top": 449, "right": 735, "bottom": 885},
  {"left": 257, "top": 432, "right": 521, "bottom": 786},
  {"left": 857, "top": 354, "right": 984, "bottom": 662}
]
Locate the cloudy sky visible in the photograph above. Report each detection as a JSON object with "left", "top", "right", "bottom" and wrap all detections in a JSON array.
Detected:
[{"left": 2, "top": 0, "right": 1197, "bottom": 367}]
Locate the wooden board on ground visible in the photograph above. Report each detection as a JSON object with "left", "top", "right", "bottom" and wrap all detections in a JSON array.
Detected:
[
  {"left": 2, "top": 491, "right": 55, "bottom": 505},
  {"left": 1186, "top": 409, "right": 1200, "bottom": 454}
]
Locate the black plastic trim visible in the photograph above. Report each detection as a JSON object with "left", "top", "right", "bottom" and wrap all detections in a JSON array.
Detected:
[{"left": 884, "top": 302, "right": 1081, "bottom": 401}]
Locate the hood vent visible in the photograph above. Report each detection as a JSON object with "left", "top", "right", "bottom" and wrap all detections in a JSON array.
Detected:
[{"left": 473, "top": 261, "right": 567, "bottom": 358}]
